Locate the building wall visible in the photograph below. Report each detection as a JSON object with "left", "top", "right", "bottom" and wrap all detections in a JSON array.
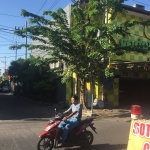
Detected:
[
  {"left": 110, "top": 10, "right": 150, "bottom": 106},
  {"left": 31, "top": 4, "right": 72, "bottom": 58},
  {"left": 111, "top": 11, "right": 150, "bottom": 61}
]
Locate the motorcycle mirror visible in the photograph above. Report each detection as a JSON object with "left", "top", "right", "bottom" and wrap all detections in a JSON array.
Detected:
[{"left": 55, "top": 108, "right": 57, "bottom": 116}]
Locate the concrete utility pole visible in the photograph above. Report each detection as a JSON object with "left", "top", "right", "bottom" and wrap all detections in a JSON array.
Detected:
[
  {"left": 25, "top": 21, "right": 27, "bottom": 60},
  {"left": 4, "top": 56, "right": 6, "bottom": 70},
  {"left": 1, "top": 56, "right": 6, "bottom": 73},
  {"left": 15, "top": 41, "right": 17, "bottom": 60},
  {"left": 78, "top": 0, "right": 80, "bottom": 8},
  {"left": 15, "top": 23, "right": 28, "bottom": 60}
]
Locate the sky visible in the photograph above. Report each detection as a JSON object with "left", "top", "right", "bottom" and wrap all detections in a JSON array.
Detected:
[{"left": 0, "top": 0, "right": 149, "bottom": 74}]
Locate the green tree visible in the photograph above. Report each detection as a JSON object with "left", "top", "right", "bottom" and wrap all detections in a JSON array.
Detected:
[
  {"left": 8, "top": 58, "right": 56, "bottom": 102},
  {"left": 11, "top": 0, "right": 150, "bottom": 108}
]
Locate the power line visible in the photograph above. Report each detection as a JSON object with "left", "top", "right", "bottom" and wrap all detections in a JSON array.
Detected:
[
  {"left": 0, "top": 44, "right": 15, "bottom": 46},
  {"left": 0, "top": 33, "right": 15, "bottom": 41},
  {"left": 0, "top": 55, "right": 25, "bottom": 59},
  {"left": 0, "top": 28, "right": 14, "bottom": 32},
  {"left": 132, "top": 0, "right": 150, "bottom": 7},
  {"left": 0, "top": 36, "right": 13, "bottom": 42},
  {"left": 0, "top": 30, "right": 14, "bottom": 35},
  {"left": 0, "top": 53, "right": 30, "bottom": 54},
  {"left": 0, "top": 41, "right": 13, "bottom": 42},
  {"left": 0, "top": 12, "right": 25, "bottom": 18},
  {"left": 0, "top": 25, "right": 14, "bottom": 29},
  {"left": 48, "top": 0, "right": 61, "bottom": 10},
  {"left": 0, "top": 41, "right": 24, "bottom": 44},
  {"left": 37, "top": 0, "right": 48, "bottom": 14}
]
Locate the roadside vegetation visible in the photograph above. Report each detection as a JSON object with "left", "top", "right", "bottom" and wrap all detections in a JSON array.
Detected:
[{"left": 8, "top": 57, "right": 57, "bottom": 103}]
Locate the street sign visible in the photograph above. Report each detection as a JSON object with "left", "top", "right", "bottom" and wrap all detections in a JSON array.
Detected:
[{"left": 127, "top": 120, "right": 150, "bottom": 150}]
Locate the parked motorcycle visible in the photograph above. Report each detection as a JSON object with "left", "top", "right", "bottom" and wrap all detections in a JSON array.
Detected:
[{"left": 37, "top": 109, "right": 97, "bottom": 150}]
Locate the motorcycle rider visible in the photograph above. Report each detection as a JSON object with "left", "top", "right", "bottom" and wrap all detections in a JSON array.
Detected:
[{"left": 58, "top": 95, "right": 82, "bottom": 147}]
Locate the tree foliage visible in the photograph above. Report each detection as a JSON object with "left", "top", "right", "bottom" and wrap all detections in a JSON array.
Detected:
[
  {"left": 8, "top": 58, "right": 56, "bottom": 102},
  {"left": 11, "top": 0, "right": 150, "bottom": 107}
]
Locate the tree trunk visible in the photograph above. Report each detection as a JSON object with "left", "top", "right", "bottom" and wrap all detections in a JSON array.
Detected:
[{"left": 80, "top": 78, "right": 87, "bottom": 109}]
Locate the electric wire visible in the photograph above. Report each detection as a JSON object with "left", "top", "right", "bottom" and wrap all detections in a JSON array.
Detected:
[
  {"left": 132, "top": 0, "right": 150, "bottom": 7},
  {"left": 37, "top": 0, "right": 48, "bottom": 14},
  {"left": 0, "top": 12, "right": 25, "bottom": 18},
  {"left": 48, "top": 0, "right": 61, "bottom": 10},
  {"left": 0, "top": 53, "right": 29, "bottom": 54},
  {"left": 0, "top": 35, "right": 14, "bottom": 42},
  {"left": 0, "top": 55, "right": 24, "bottom": 58},
  {"left": 0, "top": 28, "right": 14, "bottom": 32},
  {"left": 0, "top": 30, "right": 14, "bottom": 35},
  {"left": 0, "top": 25, "right": 14, "bottom": 29},
  {"left": 0, "top": 44, "right": 16, "bottom": 46},
  {"left": 0, "top": 33, "right": 15, "bottom": 40}
]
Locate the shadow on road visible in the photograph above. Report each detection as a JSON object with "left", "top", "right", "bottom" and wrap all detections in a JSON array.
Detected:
[
  {"left": 0, "top": 94, "right": 55, "bottom": 120},
  {"left": 64, "top": 143, "right": 127, "bottom": 150}
]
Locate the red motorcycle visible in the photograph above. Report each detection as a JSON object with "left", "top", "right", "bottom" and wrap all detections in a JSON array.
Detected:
[{"left": 37, "top": 109, "right": 97, "bottom": 150}]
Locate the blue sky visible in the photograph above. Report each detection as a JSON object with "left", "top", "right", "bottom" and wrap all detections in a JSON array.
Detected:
[{"left": 0, "top": 0, "right": 149, "bottom": 74}]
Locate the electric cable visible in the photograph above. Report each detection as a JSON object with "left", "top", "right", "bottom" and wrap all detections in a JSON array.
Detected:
[
  {"left": 0, "top": 33, "right": 15, "bottom": 40},
  {"left": 0, "top": 44, "right": 15, "bottom": 46},
  {"left": 0, "top": 53, "right": 29, "bottom": 54},
  {"left": 0, "top": 12, "right": 25, "bottom": 18},
  {"left": 0, "top": 25, "right": 14, "bottom": 29},
  {"left": 48, "top": 0, "right": 61, "bottom": 10},
  {"left": 0, "top": 35, "right": 14, "bottom": 42},
  {"left": 37, "top": 0, "right": 48, "bottom": 14},
  {"left": 0, "top": 30, "right": 14, "bottom": 35},
  {"left": 0, "top": 28, "right": 14, "bottom": 32},
  {"left": 132, "top": 0, "right": 150, "bottom": 7}
]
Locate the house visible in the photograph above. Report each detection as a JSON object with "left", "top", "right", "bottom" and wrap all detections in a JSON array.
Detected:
[{"left": 110, "top": 4, "right": 150, "bottom": 107}]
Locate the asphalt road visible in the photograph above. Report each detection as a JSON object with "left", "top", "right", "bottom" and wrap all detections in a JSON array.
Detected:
[{"left": 0, "top": 93, "right": 131, "bottom": 150}]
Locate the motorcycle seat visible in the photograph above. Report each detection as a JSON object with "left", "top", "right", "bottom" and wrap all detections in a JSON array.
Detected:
[
  {"left": 65, "top": 117, "right": 93, "bottom": 142},
  {"left": 80, "top": 117, "right": 93, "bottom": 125}
]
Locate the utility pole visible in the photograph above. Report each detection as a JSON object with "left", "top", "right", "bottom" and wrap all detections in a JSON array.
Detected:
[
  {"left": 15, "top": 41, "right": 17, "bottom": 60},
  {"left": 78, "top": 0, "right": 80, "bottom": 8},
  {"left": 1, "top": 56, "right": 6, "bottom": 73},
  {"left": 15, "top": 23, "right": 27, "bottom": 60},
  {"left": 4, "top": 56, "right": 6, "bottom": 70},
  {"left": 25, "top": 21, "right": 27, "bottom": 60}
]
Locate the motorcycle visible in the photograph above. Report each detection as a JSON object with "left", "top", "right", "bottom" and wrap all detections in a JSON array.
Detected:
[{"left": 37, "top": 109, "right": 97, "bottom": 150}]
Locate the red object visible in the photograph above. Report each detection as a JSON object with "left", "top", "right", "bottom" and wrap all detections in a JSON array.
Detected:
[
  {"left": 131, "top": 105, "right": 141, "bottom": 115},
  {"left": 37, "top": 113, "right": 95, "bottom": 149}
]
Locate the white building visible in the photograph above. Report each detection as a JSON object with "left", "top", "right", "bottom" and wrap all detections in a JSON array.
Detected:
[{"left": 31, "top": 4, "right": 72, "bottom": 62}]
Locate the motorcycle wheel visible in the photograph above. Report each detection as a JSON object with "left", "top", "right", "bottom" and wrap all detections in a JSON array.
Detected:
[
  {"left": 37, "top": 137, "right": 54, "bottom": 150},
  {"left": 79, "top": 131, "right": 93, "bottom": 148}
]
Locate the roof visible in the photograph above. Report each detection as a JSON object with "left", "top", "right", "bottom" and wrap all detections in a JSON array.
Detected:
[
  {"left": 123, "top": 4, "right": 150, "bottom": 16},
  {"left": 79, "top": 0, "right": 150, "bottom": 16}
]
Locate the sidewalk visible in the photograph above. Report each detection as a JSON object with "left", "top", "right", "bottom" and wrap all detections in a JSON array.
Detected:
[
  {"left": 82, "top": 108, "right": 131, "bottom": 121},
  {"left": 18, "top": 96, "right": 150, "bottom": 121}
]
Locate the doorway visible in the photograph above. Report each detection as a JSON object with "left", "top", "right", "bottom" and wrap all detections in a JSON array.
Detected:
[{"left": 119, "top": 78, "right": 150, "bottom": 107}]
